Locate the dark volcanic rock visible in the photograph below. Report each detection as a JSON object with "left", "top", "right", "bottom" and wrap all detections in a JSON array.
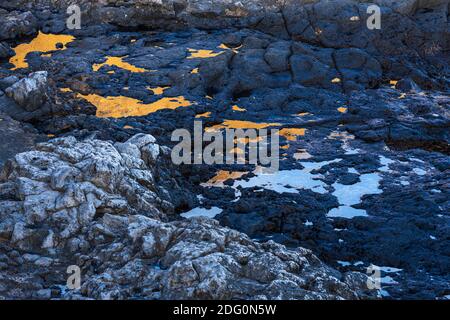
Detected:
[
  {"left": 0, "top": 11, "right": 37, "bottom": 41},
  {"left": 0, "top": 111, "right": 42, "bottom": 167},
  {"left": 0, "top": 0, "right": 448, "bottom": 301},
  {"left": 0, "top": 42, "right": 14, "bottom": 59}
]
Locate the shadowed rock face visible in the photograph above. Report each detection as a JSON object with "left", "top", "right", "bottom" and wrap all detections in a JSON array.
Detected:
[{"left": 0, "top": 0, "right": 448, "bottom": 300}]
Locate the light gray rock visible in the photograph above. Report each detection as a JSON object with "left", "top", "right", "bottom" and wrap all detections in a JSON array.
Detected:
[
  {"left": 5, "top": 71, "right": 48, "bottom": 111},
  {"left": 0, "top": 134, "right": 372, "bottom": 300}
]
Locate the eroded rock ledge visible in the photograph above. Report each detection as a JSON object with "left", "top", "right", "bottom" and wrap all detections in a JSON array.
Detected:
[
  {"left": 0, "top": 134, "right": 371, "bottom": 299},
  {"left": 1, "top": 0, "right": 448, "bottom": 56}
]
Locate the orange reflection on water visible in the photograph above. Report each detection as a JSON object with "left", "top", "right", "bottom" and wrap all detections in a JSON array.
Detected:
[
  {"left": 218, "top": 43, "right": 242, "bottom": 53},
  {"left": 76, "top": 93, "right": 191, "bottom": 118},
  {"left": 278, "top": 128, "right": 306, "bottom": 141},
  {"left": 206, "top": 120, "right": 281, "bottom": 132},
  {"left": 9, "top": 31, "right": 75, "bottom": 70},
  {"left": 93, "top": 56, "right": 150, "bottom": 73},
  {"left": 187, "top": 48, "right": 223, "bottom": 59},
  {"left": 232, "top": 105, "right": 246, "bottom": 112},
  {"left": 195, "top": 112, "right": 211, "bottom": 118},
  {"left": 201, "top": 170, "right": 248, "bottom": 187},
  {"left": 147, "top": 86, "right": 170, "bottom": 95}
]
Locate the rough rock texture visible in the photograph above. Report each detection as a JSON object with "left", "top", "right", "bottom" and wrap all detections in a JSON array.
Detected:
[
  {"left": 0, "top": 135, "right": 370, "bottom": 299},
  {"left": 5, "top": 71, "right": 48, "bottom": 111},
  {"left": 0, "top": 10, "right": 37, "bottom": 41},
  {"left": 0, "top": 0, "right": 448, "bottom": 300}
]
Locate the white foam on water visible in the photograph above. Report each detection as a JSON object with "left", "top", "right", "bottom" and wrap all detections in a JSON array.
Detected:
[{"left": 181, "top": 207, "right": 223, "bottom": 219}]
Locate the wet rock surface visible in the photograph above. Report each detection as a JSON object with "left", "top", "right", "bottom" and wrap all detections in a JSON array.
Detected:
[{"left": 0, "top": 0, "right": 449, "bottom": 299}]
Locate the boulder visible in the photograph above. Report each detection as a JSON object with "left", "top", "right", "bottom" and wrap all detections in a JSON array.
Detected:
[
  {"left": 0, "top": 11, "right": 37, "bottom": 40},
  {"left": 5, "top": 71, "right": 48, "bottom": 111}
]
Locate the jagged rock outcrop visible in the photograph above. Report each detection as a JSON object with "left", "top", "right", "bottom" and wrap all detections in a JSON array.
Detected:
[
  {"left": 0, "top": 134, "right": 371, "bottom": 299},
  {"left": 5, "top": 71, "right": 48, "bottom": 111},
  {"left": 0, "top": 10, "right": 37, "bottom": 41},
  {"left": 3, "top": 0, "right": 447, "bottom": 55}
]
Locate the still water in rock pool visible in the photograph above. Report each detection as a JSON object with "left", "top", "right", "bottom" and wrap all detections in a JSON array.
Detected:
[
  {"left": 9, "top": 31, "right": 75, "bottom": 70},
  {"left": 92, "top": 56, "right": 151, "bottom": 73},
  {"left": 75, "top": 93, "right": 191, "bottom": 118},
  {"left": 187, "top": 48, "right": 223, "bottom": 59}
]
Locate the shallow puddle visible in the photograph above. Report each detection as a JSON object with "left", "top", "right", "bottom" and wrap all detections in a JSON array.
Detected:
[
  {"left": 9, "top": 31, "right": 75, "bottom": 70},
  {"left": 195, "top": 112, "right": 211, "bottom": 118},
  {"left": 201, "top": 170, "right": 248, "bottom": 187},
  {"left": 232, "top": 105, "right": 246, "bottom": 112},
  {"left": 327, "top": 172, "right": 383, "bottom": 219},
  {"left": 181, "top": 207, "right": 223, "bottom": 219},
  {"left": 187, "top": 48, "right": 223, "bottom": 59},
  {"left": 278, "top": 128, "right": 306, "bottom": 141},
  {"left": 76, "top": 93, "right": 191, "bottom": 118},
  {"left": 93, "top": 56, "right": 150, "bottom": 73},
  {"left": 147, "top": 86, "right": 170, "bottom": 95},
  {"left": 206, "top": 120, "right": 281, "bottom": 132},
  {"left": 218, "top": 43, "right": 242, "bottom": 53},
  {"left": 231, "top": 160, "right": 341, "bottom": 195}
]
